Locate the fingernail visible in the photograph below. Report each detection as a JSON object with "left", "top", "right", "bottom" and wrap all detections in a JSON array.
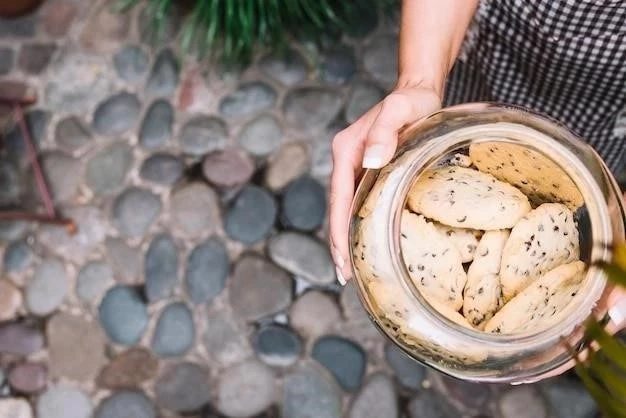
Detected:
[
  {"left": 608, "top": 298, "right": 626, "bottom": 327},
  {"left": 336, "top": 266, "right": 347, "bottom": 286},
  {"left": 331, "top": 245, "right": 345, "bottom": 269},
  {"left": 362, "top": 145, "right": 386, "bottom": 169}
]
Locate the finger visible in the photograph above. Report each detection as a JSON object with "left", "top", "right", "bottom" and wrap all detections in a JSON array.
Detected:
[{"left": 607, "top": 288, "right": 626, "bottom": 331}]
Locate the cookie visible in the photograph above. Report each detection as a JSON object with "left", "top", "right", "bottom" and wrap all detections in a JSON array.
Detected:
[
  {"left": 484, "top": 261, "right": 585, "bottom": 334},
  {"left": 469, "top": 142, "right": 584, "bottom": 210},
  {"left": 400, "top": 210, "right": 467, "bottom": 310},
  {"left": 463, "top": 230, "right": 509, "bottom": 328},
  {"left": 407, "top": 166, "right": 531, "bottom": 230},
  {"left": 449, "top": 153, "right": 472, "bottom": 168},
  {"left": 500, "top": 203, "right": 579, "bottom": 300},
  {"left": 433, "top": 223, "right": 482, "bottom": 263}
]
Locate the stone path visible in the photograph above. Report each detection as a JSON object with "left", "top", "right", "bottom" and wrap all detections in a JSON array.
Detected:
[{"left": 0, "top": 1, "right": 609, "bottom": 417}]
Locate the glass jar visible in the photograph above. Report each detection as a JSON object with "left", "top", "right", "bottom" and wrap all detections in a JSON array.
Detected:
[{"left": 349, "top": 102, "right": 625, "bottom": 384}]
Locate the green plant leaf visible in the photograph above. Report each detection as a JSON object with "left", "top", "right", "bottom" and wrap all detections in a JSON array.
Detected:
[
  {"left": 588, "top": 352, "right": 626, "bottom": 400},
  {"left": 598, "top": 261, "right": 626, "bottom": 288},
  {"left": 585, "top": 321, "right": 626, "bottom": 373},
  {"left": 576, "top": 362, "right": 626, "bottom": 418}
]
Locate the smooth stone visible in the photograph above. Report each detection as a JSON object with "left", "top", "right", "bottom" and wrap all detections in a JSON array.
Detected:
[
  {"left": 105, "top": 238, "right": 140, "bottom": 283},
  {"left": 26, "top": 257, "right": 67, "bottom": 316},
  {"left": 384, "top": 343, "right": 426, "bottom": 390},
  {"left": 18, "top": 43, "right": 56, "bottom": 74},
  {"left": 0, "top": 280, "right": 22, "bottom": 321},
  {"left": 217, "top": 360, "right": 274, "bottom": 417},
  {"left": 138, "top": 3, "right": 181, "bottom": 45},
  {"left": 37, "top": 386, "right": 93, "bottom": 418},
  {"left": 3, "top": 240, "right": 33, "bottom": 272},
  {"left": 170, "top": 183, "right": 220, "bottom": 237},
  {"left": 283, "top": 87, "right": 343, "bottom": 134},
  {"left": 229, "top": 255, "right": 293, "bottom": 321},
  {"left": 202, "top": 149, "right": 254, "bottom": 188},
  {"left": 54, "top": 116, "right": 92, "bottom": 154},
  {"left": 92, "top": 92, "right": 141, "bottom": 135},
  {"left": 224, "top": 185, "right": 277, "bottom": 245},
  {"left": 154, "top": 363, "right": 211, "bottom": 413},
  {"left": 0, "top": 398, "right": 32, "bottom": 418},
  {"left": 98, "top": 286, "right": 149, "bottom": 345},
  {"left": 0, "top": 47, "right": 13, "bottom": 75},
  {"left": 203, "top": 312, "right": 251, "bottom": 367},
  {"left": 151, "top": 302, "right": 195, "bottom": 357},
  {"left": 253, "top": 324, "right": 301, "bottom": 367},
  {"left": 259, "top": 49, "right": 308, "bottom": 86},
  {"left": 138, "top": 100, "right": 174, "bottom": 149},
  {"left": 76, "top": 260, "right": 113, "bottom": 303},
  {"left": 97, "top": 347, "right": 158, "bottom": 389},
  {"left": 39, "top": 152, "right": 81, "bottom": 202},
  {"left": 439, "top": 376, "right": 492, "bottom": 412},
  {"left": 407, "top": 392, "right": 457, "bottom": 418},
  {"left": 280, "top": 175, "right": 326, "bottom": 231},
  {"left": 348, "top": 373, "right": 398, "bottom": 418},
  {"left": 144, "top": 234, "right": 178, "bottom": 302},
  {"left": 340, "top": 281, "right": 381, "bottom": 341},
  {"left": 541, "top": 377, "right": 597, "bottom": 418},
  {"left": 95, "top": 391, "right": 156, "bottom": 418},
  {"left": 0, "top": 158, "right": 22, "bottom": 205},
  {"left": 0, "top": 322, "right": 43, "bottom": 355},
  {"left": 311, "top": 122, "right": 343, "bottom": 180},
  {"left": 178, "top": 115, "right": 228, "bottom": 156},
  {"left": 7, "top": 362, "right": 46, "bottom": 394},
  {"left": 113, "top": 44, "right": 149, "bottom": 83},
  {"left": 185, "top": 238, "right": 229, "bottom": 304},
  {"left": 86, "top": 142, "right": 133, "bottom": 195},
  {"left": 268, "top": 232, "right": 335, "bottom": 285},
  {"left": 112, "top": 187, "right": 162, "bottom": 237},
  {"left": 139, "top": 153, "right": 183, "bottom": 185},
  {"left": 312, "top": 335, "right": 366, "bottom": 392},
  {"left": 265, "top": 142, "right": 311, "bottom": 192},
  {"left": 346, "top": 82, "right": 384, "bottom": 124},
  {"left": 363, "top": 35, "right": 398, "bottom": 87},
  {"left": 5, "top": 109, "right": 49, "bottom": 157},
  {"left": 320, "top": 45, "right": 356, "bottom": 85},
  {"left": 48, "top": 312, "right": 107, "bottom": 381},
  {"left": 289, "top": 291, "right": 341, "bottom": 338},
  {"left": 0, "top": 221, "right": 28, "bottom": 242},
  {"left": 219, "top": 82, "right": 277, "bottom": 118},
  {"left": 237, "top": 114, "right": 283, "bottom": 157},
  {"left": 79, "top": 1, "right": 130, "bottom": 53},
  {"left": 0, "top": 11, "right": 36, "bottom": 36},
  {"left": 282, "top": 365, "right": 342, "bottom": 418},
  {"left": 499, "top": 387, "right": 548, "bottom": 418},
  {"left": 42, "top": 1, "right": 78, "bottom": 38},
  {"left": 146, "top": 49, "right": 179, "bottom": 96}
]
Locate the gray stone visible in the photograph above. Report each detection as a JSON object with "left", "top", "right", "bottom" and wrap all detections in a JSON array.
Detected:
[
  {"left": 312, "top": 335, "right": 366, "bottom": 392},
  {"left": 499, "top": 387, "right": 548, "bottom": 418},
  {"left": 139, "top": 153, "right": 183, "bottom": 185},
  {"left": 280, "top": 175, "right": 326, "bottom": 231},
  {"left": 185, "top": 238, "right": 229, "bottom": 304},
  {"left": 76, "top": 260, "right": 113, "bottom": 303},
  {"left": 363, "top": 35, "right": 398, "bottom": 87},
  {"left": 346, "top": 82, "right": 384, "bottom": 124},
  {"left": 0, "top": 280, "right": 22, "bottom": 321},
  {"left": 217, "top": 360, "right": 275, "bottom": 417},
  {"left": 320, "top": 45, "right": 357, "bottom": 85},
  {"left": 202, "top": 148, "right": 255, "bottom": 188},
  {"left": 170, "top": 183, "right": 220, "bottom": 237},
  {"left": 79, "top": 1, "right": 130, "bottom": 53},
  {"left": 112, "top": 187, "right": 162, "bottom": 237},
  {"left": 439, "top": 376, "right": 492, "bottom": 412},
  {"left": 154, "top": 363, "right": 211, "bottom": 413},
  {"left": 18, "top": 43, "right": 56, "bottom": 74},
  {"left": 229, "top": 255, "right": 293, "bottom": 321},
  {"left": 5, "top": 109, "right": 49, "bottom": 158},
  {"left": 144, "top": 234, "right": 178, "bottom": 302},
  {"left": 86, "top": 142, "right": 134, "bottom": 195},
  {"left": 37, "top": 386, "right": 93, "bottom": 418},
  {"left": 407, "top": 392, "right": 457, "bottom": 418},
  {"left": 282, "top": 365, "right": 342, "bottom": 418},
  {"left": 47, "top": 312, "right": 107, "bottom": 381},
  {"left": 265, "top": 142, "right": 311, "bottom": 192},
  {"left": 146, "top": 49, "right": 179, "bottom": 96},
  {"left": 238, "top": 114, "right": 283, "bottom": 157},
  {"left": 179, "top": 115, "right": 228, "bottom": 156},
  {"left": 0, "top": 221, "right": 28, "bottom": 242},
  {"left": 384, "top": 343, "right": 426, "bottom": 390},
  {"left": 203, "top": 312, "right": 251, "bottom": 366},
  {"left": 105, "top": 238, "right": 140, "bottom": 283},
  {"left": 541, "top": 377, "right": 598, "bottom": 418},
  {"left": 92, "top": 92, "right": 141, "bottom": 135},
  {"left": 219, "top": 82, "right": 277, "bottom": 118},
  {"left": 26, "top": 257, "right": 67, "bottom": 316},
  {"left": 138, "top": 99, "right": 174, "bottom": 149},
  {"left": 95, "top": 391, "right": 156, "bottom": 418},
  {"left": 225, "top": 185, "right": 277, "bottom": 245},
  {"left": 284, "top": 87, "right": 343, "bottom": 134},
  {"left": 138, "top": 3, "right": 181, "bottom": 45},
  {"left": 3, "top": 240, "right": 33, "bottom": 272},
  {"left": 253, "top": 324, "right": 301, "bottom": 367},
  {"left": 0, "top": 398, "right": 32, "bottom": 418},
  {"left": 0, "top": 47, "right": 13, "bottom": 75},
  {"left": 98, "top": 286, "right": 149, "bottom": 345},
  {"left": 40, "top": 151, "right": 81, "bottom": 202},
  {"left": 259, "top": 49, "right": 308, "bottom": 86},
  {"left": 151, "top": 302, "right": 194, "bottom": 357},
  {"left": 348, "top": 373, "right": 398, "bottom": 418},
  {"left": 54, "top": 116, "right": 93, "bottom": 154},
  {"left": 0, "top": 158, "right": 22, "bottom": 205},
  {"left": 0, "top": 322, "right": 44, "bottom": 355},
  {"left": 268, "top": 232, "right": 335, "bottom": 285},
  {"left": 114, "top": 44, "right": 149, "bottom": 83},
  {"left": 290, "top": 291, "right": 341, "bottom": 338},
  {"left": 0, "top": 12, "right": 36, "bottom": 37},
  {"left": 7, "top": 362, "right": 46, "bottom": 394},
  {"left": 96, "top": 347, "right": 158, "bottom": 389}
]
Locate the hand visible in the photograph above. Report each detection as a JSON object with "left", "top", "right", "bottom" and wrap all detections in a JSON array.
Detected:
[{"left": 329, "top": 83, "right": 442, "bottom": 283}]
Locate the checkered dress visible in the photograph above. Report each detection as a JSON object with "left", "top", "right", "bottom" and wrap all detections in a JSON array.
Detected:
[{"left": 444, "top": 0, "right": 626, "bottom": 176}]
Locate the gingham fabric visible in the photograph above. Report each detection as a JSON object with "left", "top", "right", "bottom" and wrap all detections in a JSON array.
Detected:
[{"left": 444, "top": 0, "right": 626, "bottom": 176}]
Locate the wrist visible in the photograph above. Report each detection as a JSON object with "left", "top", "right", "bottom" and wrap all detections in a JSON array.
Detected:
[{"left": 395, "top": 73, "right": 445, "bottom": 100}]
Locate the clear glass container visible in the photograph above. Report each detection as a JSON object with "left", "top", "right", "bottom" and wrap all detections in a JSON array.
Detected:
[{"left": 349, "top": 103, "right": 625, "bottom": 384}]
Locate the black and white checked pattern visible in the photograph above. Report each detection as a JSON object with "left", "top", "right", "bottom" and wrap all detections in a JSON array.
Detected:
[{"left": 445, "top": 0, "right": 626, "bottom": 176}]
